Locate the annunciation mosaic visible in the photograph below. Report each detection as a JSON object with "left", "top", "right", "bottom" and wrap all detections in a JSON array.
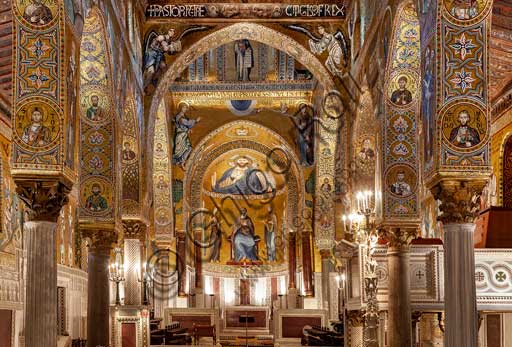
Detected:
[{"left": 153, "top": 101, "right": 173, "bottom": 235}]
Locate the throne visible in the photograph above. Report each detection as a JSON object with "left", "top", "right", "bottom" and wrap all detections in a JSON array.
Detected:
[{"left": 227, "top": 228, "right": 261, "bottom": 264}]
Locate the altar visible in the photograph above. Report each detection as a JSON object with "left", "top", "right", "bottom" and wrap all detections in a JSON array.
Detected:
[{"left": 223, "top": 306, "right": 270, "bottom": 334}]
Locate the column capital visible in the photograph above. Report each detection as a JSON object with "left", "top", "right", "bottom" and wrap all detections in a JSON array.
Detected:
[
  {"left": 430, "top": 179, "right": 486, "bottom": 224},
  {"left": 333, "top": 239, "right": 358, "bottom": 259},
  {"left": 347, "top": 310, "right": 365, "bottom": 327},
  {"left": 122, "top": 219, "right": 147, "bottom": 241},
  {"left": 320, "top": 249, "right": 331, "bottom": 259},
  {"left": 82, "top": 229, "right": 117, "bottom": 252},
  {"left": 176, "top": 230, "right": 186, "bottom": 241},
  {"left": 15, "top": 179, "right": 71, "bottom": 223},
  {"left": 379, "top": 228, "right": 416, "bottom": 251}
]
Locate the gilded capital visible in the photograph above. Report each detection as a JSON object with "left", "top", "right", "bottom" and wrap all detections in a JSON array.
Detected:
[
  {"left": 347, "top": 310, "right": 365, "bottom": 327},
  {"left": 82, "top": 229, "right": 117, "bottom": 252},
  {"left": 431, "top": 180, "right": 485, "bottom": 224},
  {"left": 122, "top": 219, "right": 147, "bottom": 241},
  {"left": 16, "top": 180, "right": 71, "bottom": 223},
  {"left": 320, "top": 248, "right": 331, "bottom": 259},
  {"left": 380, "top": 228, "right": 416, "bottom": 251}
]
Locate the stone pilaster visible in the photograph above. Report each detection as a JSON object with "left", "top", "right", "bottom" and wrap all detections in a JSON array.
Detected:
[
  {"left": 82, "top": 229, "right": 117, "bottom": 347},
  {"left": 122, "top": 220, "right": 146, "bottom": 306},
  {"left": 16, "top": 180, "right": 70, "bottom": 347},
  {"left": 431, "top": 179, "right": 485, "bottom": 347},
  {"left": 381, "top": 228, "right": 416, "bottom": 347}
]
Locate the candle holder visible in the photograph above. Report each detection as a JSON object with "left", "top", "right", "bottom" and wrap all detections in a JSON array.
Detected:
[
  {"left": 138, "top": 262, "right": 152, "bottom": 306},
  {"left": 353, "top": 190, "right": 379, "bottom": 347},
  {"left": 109, "top": 262, "right": 125, "bottom": 306}
]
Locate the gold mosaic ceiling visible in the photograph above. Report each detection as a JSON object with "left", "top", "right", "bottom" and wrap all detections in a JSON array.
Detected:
[{"left": 490, "top": 0, "right": 512, "bottom": 102}]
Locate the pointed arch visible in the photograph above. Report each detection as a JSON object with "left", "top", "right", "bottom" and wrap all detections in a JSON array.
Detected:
[
  {"left": 380, "top": 1, "right": 421, "bottom": 226},
  {"left": 182, "top": 119, "right": 305, "bottom": 228},
  {"left": 78, "top": 7, "right": 118, "bottom": 225},
  {"left": 146, "top": 23, "right": 340, "bottom": 247},
  {"left": 147, "top": 23, "right": 335, "bottom": 158},
  {"left": 153, "top": 101, "right": 173, "bottom": 237}
]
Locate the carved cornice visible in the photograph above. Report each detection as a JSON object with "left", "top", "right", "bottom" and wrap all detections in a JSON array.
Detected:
[
  {"left": 430, "top": 180, "right": 486, "bottom": 224},
  {"left": 15, "top": 180, "right": 71, "bottom": 223},
  {"left": 379, "top": 228, "right": 417, "bottom": 251},
  {"left": 81, "top": 229, "right": 117, "bottom": 252},
  {"left": 122, "top": 219, "right": 147, "bottom": 241}
]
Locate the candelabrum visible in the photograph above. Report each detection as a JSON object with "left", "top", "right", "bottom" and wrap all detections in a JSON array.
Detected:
[
  {"left": 356, "top": 191, "right": 379, "bottom": 347},
  {"left": 109, "top": 262, "right": 125, "bottom": 306},
  {"left": 335, "top": 270, "right": 346, "bottom": 338},
  {"left": 138, "top": 262, "right": 151, "bottom": 306}
]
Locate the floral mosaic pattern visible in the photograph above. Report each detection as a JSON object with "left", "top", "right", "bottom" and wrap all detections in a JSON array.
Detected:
[
  {"left": 382, "top": 1, "right": 420, "bottom": 220},
  {"left": 79, "top": 9, "right": 116, "bottom": 221}
]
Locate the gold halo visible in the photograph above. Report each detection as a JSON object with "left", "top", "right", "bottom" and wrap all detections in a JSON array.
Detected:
[
  {"left": 177, "top": 101, "right": 190, "bottom": 111},
  {"left": 26, "top": 104, "right": 48, "bottom": 123}
]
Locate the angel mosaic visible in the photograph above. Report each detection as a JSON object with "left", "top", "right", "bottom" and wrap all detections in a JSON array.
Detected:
[
  {"left": 172, "top": 103, "right": 200, "bottom": 168},
  {"left": 143, "top": 26, "right": 210, "bottom": 88},
  {"left": 286, "top": 25, "right": 349, "bottom": 76}
]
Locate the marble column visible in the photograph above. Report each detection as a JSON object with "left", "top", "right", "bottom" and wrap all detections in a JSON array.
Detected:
[
  {"left": 320, "top": 249, "right": 331, "bottom": 311},
  {"left": 347, "top": 310, "right": 364, "bottom": 347},
  {"left": 432, "top": 180, "right": 484, "bottom": 347},
  {"left": 383, "top": 228, "right": 415, "bottom": 347},
  {"left": 194, "top": 228, "right": 202, "bottom": 291},
  {"left": 288, "top": 230, "right": 297, "bottom": 290},
  {"left": 444, "top": 222, "right": 478, "bottom": 345},
  {"left": 122, "top": 220, "right": 146, "bottom": 306},
  {"left": 301, "top": 231, "right": 314, "bottom": 296},
  {"left": 419, "top": 313, "right": 444, "bottom": 346},
  {"left": 177, "top": 231, "right": 187, "bottom": 297},
  {"left": 83, "top": 230, "right": 116, "bottom": 347},
  {"left": 411, "top": 311, "right": 422, "bottom": 346},
  {"left": 16, "top": 180, "right": 70, "bottom": 347}
]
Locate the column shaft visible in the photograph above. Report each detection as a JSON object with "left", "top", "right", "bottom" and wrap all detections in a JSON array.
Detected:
[
  {"left": 387, "top": 245, "right": 412, "bottom": 347},
  {"left": 301, "top": 231, "right": 314, "bottom": 296},
  {"left": 320, "top": 250, "right": 331, "bottom": 311},
  {"left": 177, "top": 231, "right": 187, "bottom": 297},
  {"left": 124, "top": 238, "right": 142, "bottom": 305},
  {"left": 194, "top": 229, "right": 202, "bottom": 290},
  {"left": 444, "top": 223, "right": 478, "bottom": 347},
  {"left": 288, "top": 232, "right": 297, "bottom": 289},
  {"left": 87, "top": 246, "right": 111, "bottom": 347},
  {"left": 25, "top": 221, "right": 57, "bottom": 347}
]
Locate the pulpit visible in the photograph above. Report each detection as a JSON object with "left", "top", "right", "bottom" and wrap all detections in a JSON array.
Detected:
[{"left": 474, "top": 207, "right": 512, "bottom": 248}]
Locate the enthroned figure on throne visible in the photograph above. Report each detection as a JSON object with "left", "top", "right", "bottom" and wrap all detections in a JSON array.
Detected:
[
  {"left": 231, "top": 208, "right": 259, "bottom": 261},
  {"left": 211, "top": 155, "right": 274, "bottom": 195}
]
